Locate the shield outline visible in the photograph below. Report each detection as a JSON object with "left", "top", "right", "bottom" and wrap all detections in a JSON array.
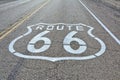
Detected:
[{"left": 9, "top": 23, "right": 106, "bottom": 62}]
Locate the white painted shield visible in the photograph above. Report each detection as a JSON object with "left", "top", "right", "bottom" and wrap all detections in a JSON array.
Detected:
[{"left": 9, "top": 23, "right": 106, "bottom": 62}]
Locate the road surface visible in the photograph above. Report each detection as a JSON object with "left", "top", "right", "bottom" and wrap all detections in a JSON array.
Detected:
[
  {"left": 0, "top": 0, "right": 120, "bottom": 80},
  {"left": 0, "top": 0, "right": 16, "bottom": 4}
]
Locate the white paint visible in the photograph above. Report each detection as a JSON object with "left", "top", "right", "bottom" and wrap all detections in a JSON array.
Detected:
[
  {"left": 86, "top": 26, "right": 106, "bottom": 57},
  {"left": 9, "top": 23, "right": 106, "bottom": 62},
  {"left": 46, "top": 25, "right": 54, "bottom": 30},
  {"left": 56, "top": 25, "right": 64, "bottom": 30},
  {"left": 35, "top": 24, "right": 84, "bottom": 31},
  {"left": 79, "top": 0, "right": 120, "bottom": 45},
  {"left": 94, "top": 38, "right": 106, "bottom": 56},
  {"left": 66, "top": 26, "right": 72, "bottom": 30},
  {"left": 36, "top": 25, "right": 44, "bottom": 30},
  {"left": 76, "top": 26, "right": 84, "bottom": 31},
  {"left": 63, "top": 31, "right": 87, "bottom": 54},
  {"left": 14, "top": 52, "right": 96, "bottom": 62},
  {"left": 27, "top": 30, "right": 87, "bottom": 54},
  {"left": 9, "top": 27, "right": 32, "bottom": 53},
  {"left": 27, "top": 31, "right": 51, "bottom": 53}
]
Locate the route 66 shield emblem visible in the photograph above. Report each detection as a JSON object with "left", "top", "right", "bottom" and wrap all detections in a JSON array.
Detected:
[{"left": 9, "top": 23, "right": 106, "bottom": 62}]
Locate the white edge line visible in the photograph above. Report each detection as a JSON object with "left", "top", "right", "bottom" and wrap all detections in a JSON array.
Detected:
[{"left": 79, "top": 0, "right": 120, "bottom": 45}]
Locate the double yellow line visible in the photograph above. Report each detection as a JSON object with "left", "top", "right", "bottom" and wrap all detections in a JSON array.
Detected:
[{"left": 0, "top": 0, "right": 50, "bottom": 40}]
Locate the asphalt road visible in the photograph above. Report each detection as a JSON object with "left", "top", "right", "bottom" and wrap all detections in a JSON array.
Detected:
[
  {"left": 0, "top": 0, "right": 16, "bottom": 4},
  {"left": 0, "top": 0, "right": 120, "bottom": 80}
]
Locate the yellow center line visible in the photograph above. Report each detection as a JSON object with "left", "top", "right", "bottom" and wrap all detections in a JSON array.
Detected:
[{"left": 0, "top": 0, "right": 50, "bottom": 41}]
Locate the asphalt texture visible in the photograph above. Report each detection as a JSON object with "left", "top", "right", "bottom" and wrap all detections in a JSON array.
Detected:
[
  {"left": 0, "top": 0, "right": 16, "bottom": 4},
  {"left": 0, "top": 0, "right": 120, "bottom": 80}
]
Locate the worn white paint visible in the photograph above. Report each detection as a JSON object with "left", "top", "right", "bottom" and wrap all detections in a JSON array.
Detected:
[
  {"left": 27, "top": 31, "right": 51, "bottom": 53},
  {"left": 9, "top": 23, "right": 106, "bottom": 62},
  {"left": 63, "top": 31, "right": 87, "bottom": 54},
  {"left": 79, "top": 0, "right": 120, "bottom": 45},
  {"left": 35, "top": 24, "right": 84, "bottom": 31}
]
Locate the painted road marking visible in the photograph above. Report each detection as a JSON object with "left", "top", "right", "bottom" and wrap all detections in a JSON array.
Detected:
[
  {"left": 9, "top": 23, "right": 106, "bottom": 62},
  {"left": 63, "top": 31, "right": 87, "bottom": 54},
  {"left": 0, "top": 0, "right": 50, "bottom": 41},
  {"left": 79, "top": 0, "right": 120, "bottom": 45},
  {"left": 27, "top": 31, "right": 51, "bottom": 53},
  {"left": 35, "top": 24, "right": 84, "bottom": 31}
]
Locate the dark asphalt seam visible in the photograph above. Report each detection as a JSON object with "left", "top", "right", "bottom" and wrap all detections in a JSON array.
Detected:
[
  {"left": 7, "top": 50, "right": 30, "bottom": 80},
  {"left": 7, "top": 58, "right": 24, "bottom": 80},
  {"left": 0, "top": 74, "right": 2, "bottom": 80}
]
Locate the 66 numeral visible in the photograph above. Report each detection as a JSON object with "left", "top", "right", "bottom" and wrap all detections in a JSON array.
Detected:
[{"left": 27, "top": 31, "right": 87, "bottom": 54}]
